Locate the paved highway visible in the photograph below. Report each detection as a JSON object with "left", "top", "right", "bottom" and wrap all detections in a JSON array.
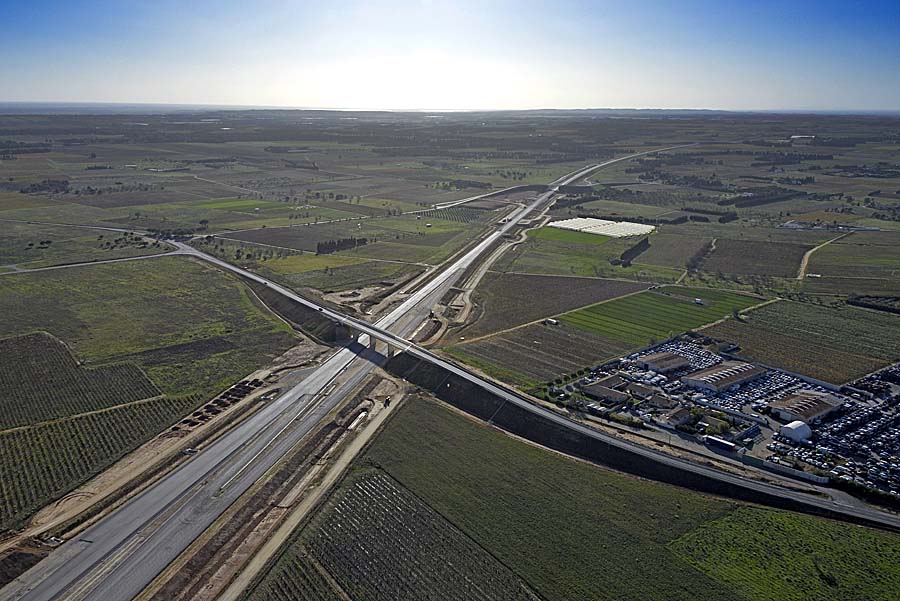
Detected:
[
  {"left": 3, "top": 150, "right": 673, "bottom": 601},
  {"left": 196, "top": 235, "right": 900, "bottom": 531}
]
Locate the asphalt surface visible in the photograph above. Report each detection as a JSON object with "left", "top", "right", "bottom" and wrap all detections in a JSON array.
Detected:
[{"left": 3, "top": 152, "right": 663, "bottom": 601}]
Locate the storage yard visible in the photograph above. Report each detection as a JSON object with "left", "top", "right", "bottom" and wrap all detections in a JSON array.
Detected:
[{"left": 545, "top": 331, "right": 900, "bottom": 500}]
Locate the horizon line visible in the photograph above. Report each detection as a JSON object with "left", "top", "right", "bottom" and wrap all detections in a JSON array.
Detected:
[{"left": 1, "top": 101, "right": 899, "bottom": 117}]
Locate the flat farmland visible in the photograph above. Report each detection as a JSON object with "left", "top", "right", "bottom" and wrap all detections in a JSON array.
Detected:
[
  {"left": 194, "top": 242, "right": 394, "bottom": 293},
  {"left": 246, "top": 550, "right": 340, "bottom": 601},
  {"left": 463, "top": 273, "right": 646, "bottom": 337},
  {"left": 0, "top": 332, "right": 160, "bottom": 429},
  {"left": 0, "top": 221, "right": 169, "bottom": 268},
  {"left": 571, "top": 198, "right": 675, "bottom": 219},
  {"left": 0, "top": 256, "right": 300, "bottom": 530},
  {"left": 701, "top": 238, "right": 813, "bottom": 278},
  {"left": 493, "top": 227, "right": 682, "bottom": 282},
  {"left": 636, "top": 233, "right": 713, "bottom": 269},
  {"left": 802, "top": 275, "right": 900, "bottom": 296},
  {"left": 0, "top": 192, "right": 57, "bottom": 211},
  {"left": 355, "top": 394, "right": 900, "bottom": 601},
  {"left": 670, "top": 507, "right": 900, "bottom": 601},
  {"left": 665, "top": 223, "right": 833, "bottom": 245},
  {"left": 560, "top": 287, "right": 761, "bottom": 346},
  {"left": 299, "top": 471, "right": 538, "bottom": 601},
  {"left": 0, "top": 395, "right": 198, "bottom": 531},
  {"left": 448, "top": 322, "right": 633, "bottom": 385},
  {"left": 0, "top": 256, "right": 298, "bottom": 396},
  {"left": 282, "top": 261, "right": 424, "bottom": 293},
  {"left": 225, "top": 213, "right": 477, "bottom": 264},
  {"left": 807, "top": 235, "right": 900, "bottom": 280},
  {"left": 703, "top": 300, "right": 900, "bottom": 383},
  {"left": 702, "top": 319, "right": 884, "bottom": 384}
]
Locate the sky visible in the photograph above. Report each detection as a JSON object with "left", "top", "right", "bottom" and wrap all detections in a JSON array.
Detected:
[{"left": 1, "top": 0, "right": 899, "bottom": 111}]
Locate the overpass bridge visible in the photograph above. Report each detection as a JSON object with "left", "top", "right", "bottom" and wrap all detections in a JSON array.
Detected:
[{"left": 2, "top": 146, "right": 713, "bottom": 601}]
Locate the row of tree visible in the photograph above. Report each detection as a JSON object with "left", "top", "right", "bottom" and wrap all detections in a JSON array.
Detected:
[{"left": 316, "top": 237, "right": 368, "bottom": 255}]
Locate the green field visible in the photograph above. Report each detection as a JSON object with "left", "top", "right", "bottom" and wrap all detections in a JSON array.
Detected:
[
  {"left": 297, "top": 470, "right": 537, "bottom": 601},
  {"left": 739, "top": 300, "right": 899, "bottom": 362},
  {"left": 494, "top": 226, "right": 682, "bottom": 281},
  {"left": 636, "top": 232, "right": 713, "bottom": 269},
  {"left": 448, "top": 322, "right": 634, "bottom": 386},
  {"left": 245, "top": 550, "right": 341, "bottom": 601},
  {"left": 530, "top": 225, "right": 616, "bottom": 246},
  {"left": 190, "top": 238, "right": 420, "bottom": 293},
  {"left": 283, "top": 261, "right": 424, "bottom": 292},
  {"left": 226, "top": 212, "right": 482, "bottom": 265},
  {"left": 463, "top": 272, "right": 646, "bottom": 337},
  {"left": 299, "top": 394, "right": 900, "bottom": 601},
  {"left": 670, "top": 507, "right": 900, "bottom": 601},
  {"left": 0, "top": 256, "right": 297, "bottom": 395},
  {"left": 0, "top": 394, "right": 198, "bottom": 531},
  {"left": 0, "top": 221, "right": 169, "bottom": 269},
  {"left": 0, "top": 332, "right": 160, "bottom": 429},
  {"left": 560, "top": 287, "right": 761, "bottom": 346},
  {"left": 0, "top": 256, "right": 299, "bottom": 531},
  {"left": 807, "top": 235, "right": 900, "bottom": 280}
]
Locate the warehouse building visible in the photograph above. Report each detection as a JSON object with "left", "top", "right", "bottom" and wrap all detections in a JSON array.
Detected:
[
  {"left": 582, "top": 384, "right": 628, "bottom": 405},
  {"left": 594, "top": 373, "right": 626, "bottom": 390},
  {"left": 636, "top": 351, "right": 691, "bottom": 374},
  {"left": 780, "top": 420, "right": 813, "bottom": 443},
  {"left": 625, "top": 382, "right": 655, "bottom": 400},
  {"left": 681, "top": 361, "right": 766, "bottom": 393},
  {"left": 768, "top": 390, "right": 841, "bottom": 424}
]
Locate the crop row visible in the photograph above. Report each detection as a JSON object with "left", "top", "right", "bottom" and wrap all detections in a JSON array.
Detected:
[
  {"left": 307, "top": 472, "right": 537, "bottom": 601},
  {"left": 0, "top": 333, "right": 160, "bottom": 429},
  {"left": 0, "top": 395, "right": 198, "bottom": 531},
  {"left": 705, "top": 318, "right": 889, "bottom": 385},
  {"left": 423, "top": 206, "right": 486, "bottom": 224},
  {"left": 248, "top": 550, "right": 340, "bottom": 601},
  {"left": 744, "top": 301, "right": 900, "bottom": 361},
  {"left": 560, "top": 290, "right": 757, "bottom": 344},
  {"left": 467, "top": 273, "right": 645, "bottom": 337},
  {"left": 702, "top": 239, "right": 810, "bottom": 277},
  {"left": 455, "top": 323, "right": 632, "bottom": 382}
]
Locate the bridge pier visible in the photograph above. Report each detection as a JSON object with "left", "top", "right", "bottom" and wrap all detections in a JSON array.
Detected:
[{"left": 347, "top": 326, "right": 398, "bottom": 359}]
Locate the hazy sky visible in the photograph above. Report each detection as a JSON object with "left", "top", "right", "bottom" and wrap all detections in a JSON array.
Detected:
[{"left": 2, "top": 0, "right": 899, "bottom": 111}]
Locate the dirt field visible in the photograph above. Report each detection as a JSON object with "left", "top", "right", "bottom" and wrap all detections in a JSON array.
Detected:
[{"left": 701, "top": 238, "right": 812, "bottom": 278}]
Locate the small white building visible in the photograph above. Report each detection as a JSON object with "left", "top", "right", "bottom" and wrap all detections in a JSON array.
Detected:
[{"left": 780, "top": 420, "right": 812, "bottom": 443}]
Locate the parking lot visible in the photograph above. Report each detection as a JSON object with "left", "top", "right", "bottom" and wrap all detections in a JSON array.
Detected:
[{"left": 566, "top": 338, "right": 900, "bottom": 499}]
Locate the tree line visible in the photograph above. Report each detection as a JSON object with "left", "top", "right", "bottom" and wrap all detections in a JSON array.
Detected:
[{"left": 316, "top": 237, "right": 368, "bottom": 255}]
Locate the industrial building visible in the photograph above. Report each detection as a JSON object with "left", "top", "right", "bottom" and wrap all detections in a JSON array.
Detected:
[
  {"left": 681, "top": 361, "right": 766, "bottom": 393},
  {"left": 780, "top": 420, "right": 813, "bottom": 443},
  {"left": 625, "top": 382, "right": 655, "bottom": 400},
  {"left": 636, "top": 351, "right": 691, "bottom": 374},
  {"left": 582, "top": 384, "right": 628, "bottom": 405},
  {"left": 768, "top": 390, "right": 841, "bottom": 423}
]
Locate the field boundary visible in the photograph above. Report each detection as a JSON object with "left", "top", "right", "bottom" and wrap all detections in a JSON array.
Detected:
[
  {"left": 796, "top": 232, "right": 852, "bottom": 280},
  {"left": 454, "top": 286, "right": 650, "bottom": 346}
]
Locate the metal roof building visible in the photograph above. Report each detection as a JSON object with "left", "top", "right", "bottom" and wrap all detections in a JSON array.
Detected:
[{"left": 681, "top": 361, "right": 766, "bottom": 393}]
